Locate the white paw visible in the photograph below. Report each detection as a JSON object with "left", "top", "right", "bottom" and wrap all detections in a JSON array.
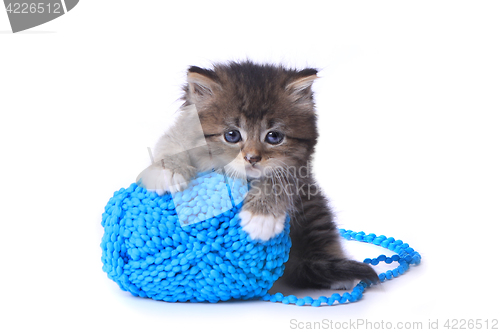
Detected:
[
  {"left": 330, "top": 280, "right": 355, "bottom": 290},
  {"left": 136, "top": 165, "right": 188, "bottom": 195},
  {"left": 239, "top": 211, "right": 286, "bottom": 241}
]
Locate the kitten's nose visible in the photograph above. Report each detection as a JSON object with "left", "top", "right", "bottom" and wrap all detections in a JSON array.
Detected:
[{"left": 244, "top": 154, "right": 262, "bottom": 165}]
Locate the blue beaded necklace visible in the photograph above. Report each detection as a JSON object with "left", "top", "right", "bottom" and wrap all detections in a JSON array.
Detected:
[{"left": 261, "top": 229, "right": 421, "bottom": 307}]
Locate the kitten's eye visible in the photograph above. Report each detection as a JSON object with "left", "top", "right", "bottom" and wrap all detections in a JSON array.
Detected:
[
  {"left": 265, "top": 131, "right": 284, "bottom": 145},
  {"left": 224, "top": 130, "right": 242, "bottom": 143}
]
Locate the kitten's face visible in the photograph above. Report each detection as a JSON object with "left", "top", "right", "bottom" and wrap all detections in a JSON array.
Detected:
[{"left": 183, "top": 62, "right": 319, "bottom": 180}]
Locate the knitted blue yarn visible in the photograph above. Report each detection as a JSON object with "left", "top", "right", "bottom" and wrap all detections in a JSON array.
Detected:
[
  {"left": 101, "top": 172, "right": 291, "bottom": 303},
  {"left": 101, "top": 172, "right": 421, "bottom": 306}
]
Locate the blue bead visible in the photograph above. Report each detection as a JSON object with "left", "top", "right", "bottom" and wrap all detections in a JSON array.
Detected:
[
  {"left": 303, "top": 296, "right": 314, "bottom": 304},
  {"left": 318, "top": 296, "right": 328, "bottom": 303}
]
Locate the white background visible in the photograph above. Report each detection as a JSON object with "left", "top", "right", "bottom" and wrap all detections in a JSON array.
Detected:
[{"left": 1, "top": 1, "right": 499, "bottom": 332}]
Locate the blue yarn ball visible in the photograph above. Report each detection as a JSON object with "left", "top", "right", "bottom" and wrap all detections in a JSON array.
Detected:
[{"left": 101, "top": 172, "right": 291, "bottom": 303}]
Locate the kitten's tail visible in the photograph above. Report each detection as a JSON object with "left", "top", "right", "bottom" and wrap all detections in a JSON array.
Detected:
[{"left": 283, "top": 258, "right": 379, "bottom": 290}]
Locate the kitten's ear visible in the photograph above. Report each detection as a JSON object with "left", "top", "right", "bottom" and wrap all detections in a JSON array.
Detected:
[
  {"left": 286, "top": 68, "right": 319, "bottom": 101},
  {"left": 186, "top": 66, "right": 220, "bottom": 102}
]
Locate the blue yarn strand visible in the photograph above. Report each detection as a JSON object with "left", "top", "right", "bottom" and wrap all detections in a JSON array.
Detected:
[{"left": 262, "top": 229, "right": 421, "bottom": 306}]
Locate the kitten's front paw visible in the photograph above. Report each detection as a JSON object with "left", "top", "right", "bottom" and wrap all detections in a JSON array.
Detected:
[
  {"left": 136, "top": 165, "right": 192, "bottom": 195},
  {"left": 239, "top": 211, "right": 286, "bottom": 241}
]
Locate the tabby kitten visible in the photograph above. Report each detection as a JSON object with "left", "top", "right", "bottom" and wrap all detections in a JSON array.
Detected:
[{"left": 138, "top": 61, "right": 378, "bottom": 289}]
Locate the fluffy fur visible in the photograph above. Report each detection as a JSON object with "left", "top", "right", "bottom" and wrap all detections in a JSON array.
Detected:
[{"left": 137, "top": 61, "right": 378, "bottom": 289}]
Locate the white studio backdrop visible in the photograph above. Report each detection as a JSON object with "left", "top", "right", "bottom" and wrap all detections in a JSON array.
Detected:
[{"left": 1, "top": 1, "right": 499, "bottom": 332}]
